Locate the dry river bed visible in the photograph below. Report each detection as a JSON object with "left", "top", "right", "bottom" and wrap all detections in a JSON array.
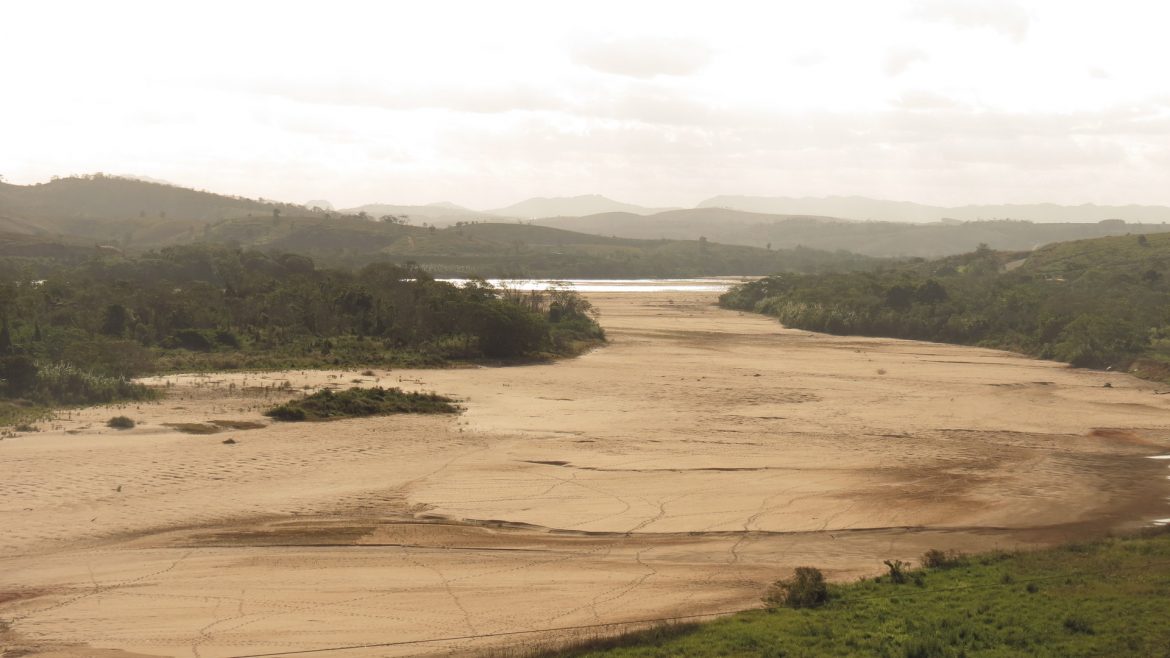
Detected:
[{"left": 2, "top": 289, "right": 1170, "bottom": 657}]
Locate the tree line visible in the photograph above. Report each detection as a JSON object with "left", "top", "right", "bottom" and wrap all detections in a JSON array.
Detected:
[
  {"left": 721, "top": 236, "right": 1170, "bottom": 373},
  {"left": 0, "top": 244, "right": 604, "bottom": 407}
]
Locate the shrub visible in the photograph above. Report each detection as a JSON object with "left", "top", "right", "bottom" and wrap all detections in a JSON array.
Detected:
[
  {"left": 1063, "top": 615, "right": 1095, "bottom": 634},
  {"left": 0, "top": 355, "right": 39, "bottom": 397},
  {"left": 107, "top": 416, "right": 136, "bottom": 429},
  {"left": 34, "top": 363, "right": 157, "bottom": 406},
  {"left": 922, "top": 548, "right": 967, "bottom": 569},
  {"left": 263, "top": 386, "right": 458, "bottom": 422},
  {"left": 265, "top": 404, "right": 307, "bottom": 421},
  {"left": 884, "top": 559, "right": 910, "bottom": 584},
  {"left": 763, "top": 566, "right": 829, "bottom": 609}
]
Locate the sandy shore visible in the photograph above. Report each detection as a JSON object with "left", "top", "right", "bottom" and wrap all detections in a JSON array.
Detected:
[{"left": 3, "top": 289, "right": 1169, "bottom": 657}]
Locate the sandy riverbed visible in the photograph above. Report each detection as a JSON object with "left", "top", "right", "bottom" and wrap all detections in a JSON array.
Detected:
[{"left": 2, "top": 289, "right": 1169, "bottom": 657}]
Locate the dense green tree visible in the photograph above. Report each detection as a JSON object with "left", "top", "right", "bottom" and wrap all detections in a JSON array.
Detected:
[{"left": 721, "top": 235, "right": 1170, "bottom": 373}]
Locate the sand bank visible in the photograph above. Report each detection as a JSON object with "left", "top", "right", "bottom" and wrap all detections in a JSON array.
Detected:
[{"left": 3, "top": 289, "right": 1168, "bottom": 657}]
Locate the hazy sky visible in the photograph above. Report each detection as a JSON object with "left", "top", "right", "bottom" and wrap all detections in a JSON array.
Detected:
[{"left": 3, "top": 0, "right": 1169, "bottom": 209}]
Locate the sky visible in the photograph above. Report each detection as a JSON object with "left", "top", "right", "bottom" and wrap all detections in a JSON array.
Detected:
[{"left": 2, "top": 0, "right": 1169, "bottom": 209}]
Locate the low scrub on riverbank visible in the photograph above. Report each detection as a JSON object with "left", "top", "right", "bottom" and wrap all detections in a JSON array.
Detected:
[
  {"left": 264, "top": 386, "right": 459, "bottom": 421},
  {"left": 0, "top": 245, "right": 604, "bottom": 424},
  {"left": 722, "top": 234, "right": 1170, "bottom": 376},
  {"left": 560, "top": 529, "right": 1170, "bottom": 657},
  {"left": 0, "top": 356, "right": 158, "bottom": 409}
]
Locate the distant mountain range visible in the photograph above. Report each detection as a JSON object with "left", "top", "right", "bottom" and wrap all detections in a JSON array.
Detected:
[
  {"left": 7, "top": 174, "right": 1170, "bottom": 260},
  {"left": 0, "top": 175, "right": 875, "bottom": 277},
  {"left": 697, "top": 195, "right": 1170, "bottom": 224},
  {"left": 339, "top": 202, "right": 499, "bottom": 224},
  {"left": 532, "top": 208, "right": 1170, "bottom": 258},
  {"left": 486, "top": 194, "right": 679, "bottom": 219}
]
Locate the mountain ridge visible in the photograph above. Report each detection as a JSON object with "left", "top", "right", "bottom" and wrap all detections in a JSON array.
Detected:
[{"left": 699, "top": 194, "right": 1170, "bottom": 224}]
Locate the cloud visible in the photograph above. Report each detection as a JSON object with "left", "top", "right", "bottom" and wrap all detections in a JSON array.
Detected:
[
  {"left": 910, "top": 0, "right": 1030, "bottom": 42},
  {"left": 216, "top": 76, "right": 566, "bottom": 115},
  {"left": 791, "top": 51, "right": 827, "bottom": 67},
  {"left": 571, "top": 36, "right": 713, "bottom": 78},
  {"left": 893, "top": 89, "right": 958, "bottom": 110},
  {"left": 1089, "top": 67, "right": 1110, "bottom": 80},
  {"left": 884, "top": 48, "right": 928, "bottom": 76}
]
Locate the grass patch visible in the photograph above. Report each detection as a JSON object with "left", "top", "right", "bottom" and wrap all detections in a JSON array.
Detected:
[
  {"left": 264, "top": 386, "right": 459, "bottom": 422},
  {"left": 572, "top": 530, "right": 1170, "bottom": 657},
  {"left": 484, "top": 622, "right": 702, "bottom": 658},
  {"left": 0, "top": 402, "right": 49, "bottom": 432}
]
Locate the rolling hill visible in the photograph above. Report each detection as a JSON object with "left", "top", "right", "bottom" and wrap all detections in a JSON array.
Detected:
[
  {"left": 0, "top": 176, "right": 881, "bottom": 278},
  {"left": 536, "top": 208, "right": 1170, "bottom": 258},
  {"left": 487, "top": 194, "right": 677, "bottom": 219},
  {"left": 699, "top": 194, "right": 1170, "bottom": 224}
]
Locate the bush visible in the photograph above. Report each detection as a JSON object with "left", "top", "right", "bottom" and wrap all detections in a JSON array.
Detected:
[
  {"left": 763, "top": 566, "right": 829, "bottom": 609},
  {"left": 1063, "top": 615, "right": 1095, "bottom": 634},
  {"left": 884, "top": 559, "right": 910, "bottom": 584},
  {"left": 265, "top": 404, "right": 307, "bottom": 421},
  {"left": 922, "top": 548, "right": 967, "bottom": 569},
  {"left": 0, "top": 355, "right": 39, "bottom": 397},
  {"left": 107, "top": 415, "right": 136, "bottom": 429},
  {"left": 34, "top": 363, "right": 157, "bottom": 406},
  {"left": 264, "top": 386, "right": 459, "bottom": 422}
]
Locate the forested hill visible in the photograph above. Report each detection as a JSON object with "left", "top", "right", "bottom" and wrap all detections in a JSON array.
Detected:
[
  {"left": 537, "top": 209, "right": 1170, "bottom": 258},
  {"left": 0, "top": 174, "right": 302, "bottom": 235},
  {"left": 0, "top": 178, "right": 884, "bottom": 277},
  {"left": 720, "top": 233, "right": 1170, "bottom": 377}
]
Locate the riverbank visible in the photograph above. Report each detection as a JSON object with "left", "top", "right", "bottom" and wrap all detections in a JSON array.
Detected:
[{"left": 1, "top": 287, "right": 1168, "bottom": 657}]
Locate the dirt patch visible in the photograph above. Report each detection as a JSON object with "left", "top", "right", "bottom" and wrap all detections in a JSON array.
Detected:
[
  {"left": 209, "top": 419, "right": 266, "bottom": 430},
  {"left": 161, "top": 422, "right": 221, "bottom": 435},
  {"left": 1089, "top": 428, "right": 1162, "bottom": 447}
]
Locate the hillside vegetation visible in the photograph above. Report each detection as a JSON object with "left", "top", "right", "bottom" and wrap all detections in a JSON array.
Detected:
[
  {"left": 0, "top": 176, "right": 880, "bottom": 277},
  {"left": 568, "top": 530, "right": 1170, "bottom": 657},
  {"left": 721, "top": 233, "right": 1170, "bottom": 375},
  {"left": 539, "top": 210, "right": 1170, "bottom": 258},
  {"left": 0, "top": 244, "right": 603, "bottom": 418}
]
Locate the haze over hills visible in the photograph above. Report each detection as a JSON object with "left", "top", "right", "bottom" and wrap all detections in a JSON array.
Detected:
[
  {"left": 0, "top": 174, "right": 306, "bottom": 239},
  {"left": 486, "top": 194, "right": 678, "bottom": 219},
  {"left": 699, "top": 195, "right": 1170, "bottom": 224},
  {"left": 0, "top": 175, "right": 876, "bottom": 278},
  {"left": 9, "top": 174, "right": 1170, "bottom": 260},
  {"left": 339, "top": 201, "right": 500, "bottom": 225},
  {"left": 535, "top": 208, "right": 1170, "bottom": 258}
]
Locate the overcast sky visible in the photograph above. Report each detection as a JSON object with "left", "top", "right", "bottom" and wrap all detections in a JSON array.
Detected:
[{"left": 3, "top": 0, "right": 1169, "bottom": 209}]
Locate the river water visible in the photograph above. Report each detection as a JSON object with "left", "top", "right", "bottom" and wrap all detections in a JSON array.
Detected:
[{"left": 438, "top": 277, "right": 746, "bottom": 293}]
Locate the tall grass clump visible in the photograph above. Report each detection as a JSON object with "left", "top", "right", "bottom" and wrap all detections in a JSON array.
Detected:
[
  {"left": 32, "top": 362, "right": 157, "bottom": 406},
  {"left": 264, "top": 386, "right": 459, "bottom": 422}
]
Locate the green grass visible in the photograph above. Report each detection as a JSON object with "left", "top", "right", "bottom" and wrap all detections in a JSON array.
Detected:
[
  {"left": 566, "top": 529, "right": 1170, "bottom": 658},
  {"left": 264, "top": 386, "right": 460, "bottom": 421},
  {"left": 0, "top": 401, "right": 50, "bottom": 429}
]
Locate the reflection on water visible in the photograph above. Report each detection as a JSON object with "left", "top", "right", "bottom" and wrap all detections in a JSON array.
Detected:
[{"left": 439, "top": 278, "right": 744, "bottom": 292}]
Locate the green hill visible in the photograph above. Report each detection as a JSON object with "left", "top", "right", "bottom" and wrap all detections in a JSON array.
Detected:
[
  {"left": 0, "top": 174, "right": 301, "bottom": 238},
  {"left": 0, "top": 176, "right": 881, "bottom": 277},
  {"left": 721, "top": 232, "right": 1170, "bottom": 377},
  {"left": 539, "top": 210, "right": 1170, "bottom": 258}
]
